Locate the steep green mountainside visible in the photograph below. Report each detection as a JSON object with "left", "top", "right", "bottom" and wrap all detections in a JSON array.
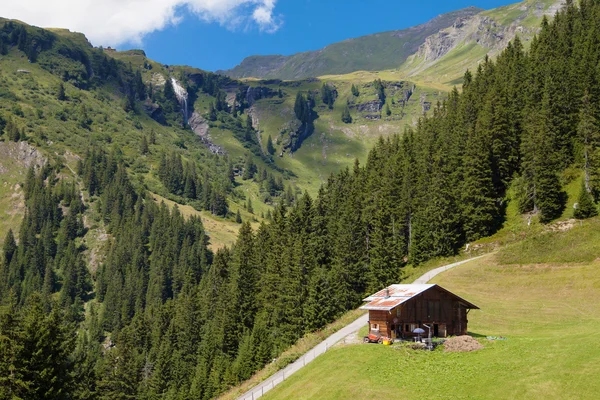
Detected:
[
  {"left": 222, "top": 0, "right": 563, "bottom": 84},
  {"left": 0, "top": 16, "right": 449, "bottom": 256},
  {"left": 0, "top": 18, "right": 274, "bottom": 249},
  {"left": 221, "top": 7, "right": 483, "bottom": 80}
]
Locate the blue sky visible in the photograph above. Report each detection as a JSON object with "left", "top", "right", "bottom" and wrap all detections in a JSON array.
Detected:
[
  {"left": 4, "top": 0, "right": 516, "bottom": 72},
  {"left": 135, "top": 0, "right": 516, "bottom": 71}
]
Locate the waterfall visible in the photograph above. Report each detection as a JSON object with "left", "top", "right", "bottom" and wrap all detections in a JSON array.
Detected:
[{"left": 171, "top": 77, "right": 189, "bottom": 124}]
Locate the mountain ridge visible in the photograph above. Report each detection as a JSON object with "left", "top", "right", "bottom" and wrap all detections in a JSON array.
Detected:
[
  {"left": 220, "top": 7, "right": 483, "bottom": 80},
  {"left": 220, "top": 0, "right": 564, "bottom": 82}
]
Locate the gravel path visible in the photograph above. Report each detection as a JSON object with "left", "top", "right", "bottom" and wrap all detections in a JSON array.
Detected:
[{"left": 237, "top": 255, "right": 486, "bottom": 400}]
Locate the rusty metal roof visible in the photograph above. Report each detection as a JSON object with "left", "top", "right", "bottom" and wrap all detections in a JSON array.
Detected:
[{"left": 360, "top": 284, "right": 479, "bottom": 311}]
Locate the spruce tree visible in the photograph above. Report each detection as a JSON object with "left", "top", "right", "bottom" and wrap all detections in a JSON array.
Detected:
[
  {"left": 520, "top": 85, "right": 565, "bottom": 222},
  {"left": 208, "top": 102, "right": 217, "bottom": 121},
  {"left": 577, "top": 91, "right": 600, "bottom": 198},
  {"left": 574, "top": 179, "right": 598, "bottom": 219},
  {"left": 57, "top": 82, "right": 66, "bottom": 101},
  {"left": 341, "top": 105, "right": 352, "bottom": 124},
  {"left": 140, "top": 135, "right": 149, "bottom": 155},
  {"left": 3, "top": 229, "right": 17, "bottom": 265},
  {"left": 266, "top": 135, "right": 275, "bottom": 155}
]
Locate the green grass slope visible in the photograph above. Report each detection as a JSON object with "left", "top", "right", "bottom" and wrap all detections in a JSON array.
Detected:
[
  {"left": 236, "top": 77, "right": 443, "bottom": 194},
  {"left": 262, "top": 217, "right": 600, "bottom": 399}
]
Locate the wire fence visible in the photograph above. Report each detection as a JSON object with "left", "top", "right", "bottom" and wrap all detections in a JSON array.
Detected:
[{"left": 240, "top": 341, "right": 331, "bottom": 400}]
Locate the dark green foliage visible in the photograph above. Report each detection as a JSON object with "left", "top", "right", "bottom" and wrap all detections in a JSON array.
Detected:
[
  {"left": 294, "top": 92, "right": 310, "bottom": 123},
  {"left": 0, "top": 294, "right": 75, "bottom": 400},
  {"left": 266, "top": 135, "right": 275, "bottom": 155},
  {"left": 242, "top": 153, "right": 257, "bottom": 180},
  {"left": 0, "top": 36, "right": 6, "bottom": 55},
  {"left": 2, "top": 229, "right": 17, "bottom": 265},
  {"left": 208, "top": 102, "right": 217, "bottom": 121},
  {"left": 574, "top": 179, "right": 598, "bottom": 219},
  {"left": 57, "top": 82, "right": 66, "bottom": 101},
  {"left": 384, "top": 103, "right": 391, "bottom": 116},
  {"left": 373, "top": 79, "right": 385, "bottom": 103},
  {"left": 289, "top": 92, "right": 316, "bottom": 151},
  {"left": 4, "top": 117, "right": 21, "bottom": 142},
  {"left": 134, "top": 69, "right": 146, "bottom": 101},
  {"left": 351, "top": 84, "right": 360, "bottom": 97},
  {"left": 139, "top": 135, "right": 149, "bottom": 155},
  {"left": 577, "top": 91, "right": 600, "bottom": 199},
  {"left": 320, "top": 83, "right": 336, "bottom": 109},
  {"left": 341, "top": 105, "right": 352, "bottom": 124}
]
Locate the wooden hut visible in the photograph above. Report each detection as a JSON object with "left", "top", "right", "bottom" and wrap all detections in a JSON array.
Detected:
[{"left": 361, "top": 284, "right": 479, "bottom": 340}]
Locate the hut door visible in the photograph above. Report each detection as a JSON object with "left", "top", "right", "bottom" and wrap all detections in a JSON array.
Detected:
[{"left": 433, "top": 324, "right": 439, "bottom": 337}]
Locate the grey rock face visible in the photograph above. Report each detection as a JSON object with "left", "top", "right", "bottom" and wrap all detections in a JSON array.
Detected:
[{"left": 188, "top": 112, "right": 225, "bottom": 155}]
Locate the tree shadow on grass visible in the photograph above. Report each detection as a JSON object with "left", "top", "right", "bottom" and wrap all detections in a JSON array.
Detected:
[{"left": 468, "top": 331, "right": 488, "bottom": 338}]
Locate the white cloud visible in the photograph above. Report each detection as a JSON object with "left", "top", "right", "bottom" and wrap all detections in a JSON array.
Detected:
[{"left": 1, "top": 0, "right": 281, "bottom": 47}]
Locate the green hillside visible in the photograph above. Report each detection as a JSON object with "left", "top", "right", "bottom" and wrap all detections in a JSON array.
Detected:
[
  {"left": 0, "top": 17, "right": 297, "bottom": 249},
  {"left": 261, "top": 227, "right": 600, "bottom": 399}
]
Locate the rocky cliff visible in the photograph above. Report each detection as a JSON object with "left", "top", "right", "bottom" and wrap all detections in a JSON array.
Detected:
[{"left": 401, "top": 0, "right": 566, "bottom": 81}]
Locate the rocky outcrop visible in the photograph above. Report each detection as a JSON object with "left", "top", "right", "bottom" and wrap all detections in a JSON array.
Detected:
[
  {"left": 357, "top": 100, "right": 382, "bottom": 113},
  {"left": 246, "top": 86, "right": 278, "bottom": 106},
  {"left": 188, "top": 112, "right": 225, "bottom": 155},
  {"left": 404, "top": 0, "right": 566, "bottom": 77},
  {"left": 142, "top": 99, "right": 165, "bottom": 124},
  {"left": 283, "top": 121, "right": 314, "bottom": 153},
  {"left": 0, "top": 141, "right": 46, "bottom": 171}
]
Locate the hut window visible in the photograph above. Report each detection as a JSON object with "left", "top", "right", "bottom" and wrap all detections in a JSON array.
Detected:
[
  {"left": 370, "top": 323, "right": 379, "bottom": 331},
  {"left": 396, "top": 307, "right": 401, "bottom": 317}
]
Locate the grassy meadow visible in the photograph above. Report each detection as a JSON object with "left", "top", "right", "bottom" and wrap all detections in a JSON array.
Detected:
[{"left": 261, "top": 216, "right": 600, "bottom": 400}]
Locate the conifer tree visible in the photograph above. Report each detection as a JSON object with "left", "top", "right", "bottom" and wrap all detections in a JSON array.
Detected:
[
  {"left": 266, "top": 135, "right": 275, "bottom": 155},
  {"left": 3, "top": 229, "right": 17, "bottom": 265},
  {"left": 57, "top": 82, "right": 66, "bottom": 101},
  {"left": 577, "top": 91, "right": 600, "bottom": 198},
  {"left": 208, "top": 102, "right": 217, "bottom": 121},
  {"left": 140, "top": 135, "right": 149, "bottom": 155},
  {"left": 385, "top": 103, "right": 391, "bottom": 117},
  {"left": 242, "top": 153, "right": 256, "bottom": 180},
  {"left": 520, "top": 86, "right": 565, "bottom": 222},
  {"left": 574, "top": 179, "right": 598, "bottom": 219},
  {"left": 341, "top": 105, "right": 352, "bottom": 124}
]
